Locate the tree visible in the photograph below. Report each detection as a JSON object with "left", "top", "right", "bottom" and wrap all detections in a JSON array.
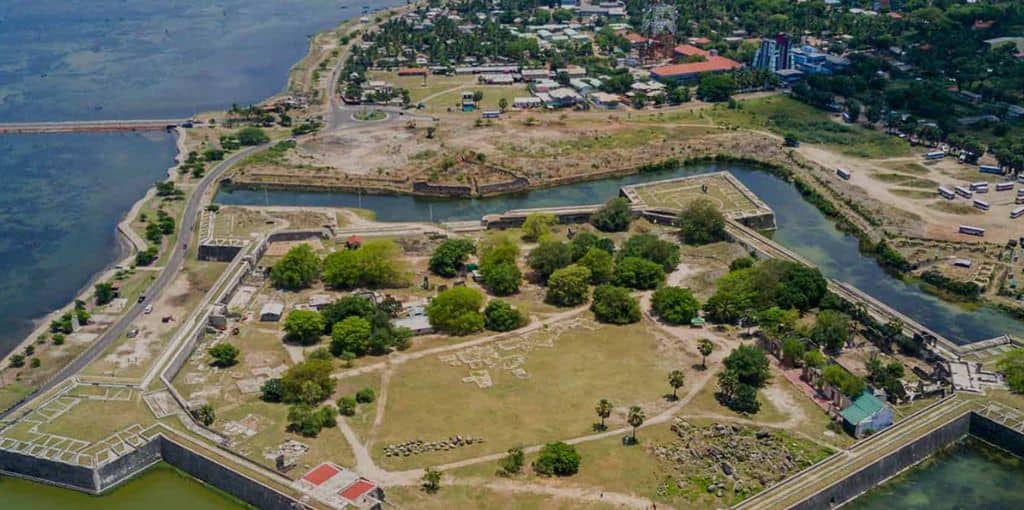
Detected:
[
  {"left": 613, "top": 257, "right": 665, "bottom": 290},
  {"left": 422, "top": 467, "right": 442, "bottom": 493},
  {"left": 521, "top": 213, "right": 557, "bottom": 242},
  {"left": 534, "top": 442, "right": 580, "bottom": 476},
  {"left": 679, "top": 199, "right": 726, "bottom": 245},
  {"left": 484, "top": 300, "right": 527, "bottom": 332},
  {"left": 803, "top": 349, "right": 826, "bottom": 368},
  {"left": 498, "top": 97, "right": 509, "bottom": 111},
  {"left": 270, "top": 243, "right": 321, "bottom": 290},
  {"left": 822, "top": 364, "right": 866, "bottom": 398},
  {"left": 651, "top": 286, "right": 700, "bottom": 325},
  {"left": 998, "top": 348, "right": 1024, "bottom": 394},
  {"left": 570, "top": 232, "right": 614, "bottom": 261},
  {"left": 321, "top": 296, "right": 375, "bottom": 331},
  {"left": 9, "top": 354, "right": 25, "bottom": 368},
  {"left": 330, "top": 316, "right": 373, "bottom": 356},
  {"left": 698, "top": 339, "right": 714, "bottom": 369},
  {"left": 668, "top": 370, "right": 686, "bottom": 399},
  {"left": 755, "top": 307, "right": 799, "bottom": 340},
  {"left": 261, "top": 378, "right": 284, "bottom": 402},
  {"left": 781, "top": 337, "right": 807, "bottom": 367},
  {"left": 595, "top": 399, "right": 613, "bottom": 430},
  {"left": 338, "top": 396, "right": 358, "bottom": 416},
  {"left": 208, "top": 343, "right": 240, "bottom": 368},
  {"left": 729, "top": 256, "right": 755, "bottom": 271},
  {"left": 722, "top": 345, "right": 770, "bottom": 388},
  {"left": 577, "top": 247, "right": 615, "bottom": 284},
  {"left": 482, "top": 262, "right": 521, "bottom": 296},
  {"left": 427, "top": 287, "right": 485, "bottom": 335},
  {"left": 355, "top": 387, "right": 376, "bottom": 404},
  {"left": 590, "top": 197, "right": 632, "bottom": 232},
  {"left": 697, "top": 73, "right": 737, "bottom": 102},
  {"left": 527, "top": 241, "right": 573, "bottom": 280},
  {"left": 545, "top": 265, "right": 591, "bottom": 307},
  {"left": 287, "top": 404, "right": 337, "bottom": 437},
  {"left": 500, "top": 447, "right": 525, "bottom": 476},
  {"left": 590, "top": 285, "right": 641, "bottom": 324},
  {"left": 428, "top": 238, "right": 475, "bottom": 277},
  {"left": 95, "top": 282, "right": 115, "bottom": 305},
  {"left": 236, "top": 126, "right": 269, "bottom": 145},
  {"left": 284, "top": 310, "right": 325, "bottom": 345},
  {"left": 280, "top": 358, "right": 335, "bottom": 404},
  {"left": 619, "top": 234, "right": 680, "bottom": 272},
  {"left": 811, "top": 310, "right": 851, "bottom": 352},
  {"left": 323, "top": 240, "right": 406, "bottom": 289},
  {"left": 193, "top": 404, "right": 216, "bottom": 426},
  {"left": 627, "top": 406, "right": 645, "bottom": 443}
]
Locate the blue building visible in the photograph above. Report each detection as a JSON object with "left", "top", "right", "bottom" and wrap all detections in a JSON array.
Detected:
[{"left": 753, "top": 34, "right": 793, "bottom": 72}]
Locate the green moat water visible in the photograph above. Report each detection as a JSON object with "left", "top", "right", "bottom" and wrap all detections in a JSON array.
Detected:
[
  {"left": 845, "top": 439, "right": 1024, "bottom": 510},
  {"left": 1, "top": 463, "right": 248, "bottom": 509}
]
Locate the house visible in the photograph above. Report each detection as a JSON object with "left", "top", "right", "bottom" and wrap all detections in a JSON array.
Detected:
[
  {"left": 839, "top": 390, "right": 894, "bottom": 438},
  {"left": 590, "top": 92, "right": 621, "bottom": 109},
  {"left": 296, "top": 463, "right": 384, "bottom": 510},
  {"left": 393, "top": 315, "right": 434, "bottom": 335},
  {"left": 544, "top": 88, "right": 583, "bottom": 108},
  {"left": 650, "top": 57, "right": 742, "bottom": 84},
  {"left": 775, "top": 68, "right": 805, "bottom": 85},
  {"left": 521, "top": 68, "right": 551, "bottom": 82},
  {"left": 308, "top": 294, "right": 332, "bottom": 311},
  {"left": 259, "top": 302, "right": 284, "bottom": 322},
  {"left": 673, "top": 44, "right": 711, "bottom": 59},
  {"left": 479, "top": 73, "right": 515, "bottom": 85},
  {"left": 623, "top": 32, "right": 649, "bottom": 49},
  {"left": 513, "top": 96, "right": 543, "bottom": 109}
]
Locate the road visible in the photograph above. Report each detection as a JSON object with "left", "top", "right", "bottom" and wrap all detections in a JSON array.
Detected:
[
  {"left": 0, "top": 141, "right": 266, "bottom": 420},
  {"left": 0, "top": 118, "right": 189, "bottom": 134}
]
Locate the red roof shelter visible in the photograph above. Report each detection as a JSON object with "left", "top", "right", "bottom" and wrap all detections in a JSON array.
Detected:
[
  {"left": 339, "top": 479, "right": 377, "bottom": 501},
  {"left": 302, "top": 463, "right": 340, "bottom": 487}
]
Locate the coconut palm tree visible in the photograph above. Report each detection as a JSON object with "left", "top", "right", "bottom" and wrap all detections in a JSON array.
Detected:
[
  {"left": 698, "top": 339, "right": 714, "bottom": 369},
  {"left": 595, "top": 399, "right": 613, "bottom": 430},
  {"left": 668, "top": 370, "right": 685, "bottom": 399},
  {"left": 627, "top": 406, "right": 645, "bottom": 443}
]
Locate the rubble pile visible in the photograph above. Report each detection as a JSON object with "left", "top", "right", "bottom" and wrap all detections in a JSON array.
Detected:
[
  {"left": 651, "top": 419, "right": 822, "bottom": 501},
  {"left": 383, "top": 435, "right": 484, "bottom": 457}
]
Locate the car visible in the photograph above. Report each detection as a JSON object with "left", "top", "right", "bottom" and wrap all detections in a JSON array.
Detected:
[
  {"left": 144, "top": 304, "right": 153, "bottom": 314},
  {"left": 127, "top": 328, "right": 139, "bottom": 339},
  {"left": 138, "top": 295, "right": 146, "bottom": 303}
]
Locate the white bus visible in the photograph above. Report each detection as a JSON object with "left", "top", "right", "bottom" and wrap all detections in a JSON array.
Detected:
[
  {"left": 980, "top": 165, "right": 1003, "bottom": 175},
  {"left": 955, "top": 186, "right": 973, "bottom": 199},
  {"left": 996, "top": 182, "right": 1014, "bottom": 192},
  {"left": 1013, "top": 207, "right": 1024, "bottom": 219},
  {"left": 959, "top": 225, "right": 985, "bottom": 236},
  {"left": 971, "top": 182, "right": 989, "bottom": 193},
  {"left": 925, "top": 151, "right": 946, "bottom": 160},
  {"left": 973, "top": 199, "right": 990, "bottom": 211},
  {"left": 836, "top": 168, "right": 852, "bottom": 180},
  {"left": 937, "top": 186, "right": 955, "bottom": 200}
]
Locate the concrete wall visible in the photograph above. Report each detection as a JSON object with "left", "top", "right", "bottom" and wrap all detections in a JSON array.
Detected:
[
  {"left": 159, "top": 437, "right": 306, "bottom": 510},
  {"left": 198, "top": 244, "right": 244, "bottom": 262},
  {"left": 970, "top": 412, "right": 1024, "bottom": 458},
  {"left": 95, "top": 437, "right": 162, "bottom": 492},
  {"left": 412, "top": 181, "right": 472, "bottom": 197},
  {"left": 791, "top": 412, "right": 973, "bottom": 510},
  {"left": 0, "top": 446, "right": 98, "bottom": 492}
]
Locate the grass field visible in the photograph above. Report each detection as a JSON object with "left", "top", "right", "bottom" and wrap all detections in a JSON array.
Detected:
[
  {"left": 706, "top": 96, "right": 912, "bottom": 158},
  {"left": 627, "top": 173, "right": 760, "bottom": 215},
  {"left": 366, "top": 72, "right": 529, "bottom": 114},
  {"left": 374, "top": 320, "right": 677, "bottom": 469}
]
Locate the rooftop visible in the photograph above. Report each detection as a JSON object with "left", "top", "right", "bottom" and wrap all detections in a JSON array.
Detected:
[
  {"left": 840, "top": 390, "right": 887, "bottom": 425},
  {"left": 651, "top": 57, "right": 742, "bottom": 77}
]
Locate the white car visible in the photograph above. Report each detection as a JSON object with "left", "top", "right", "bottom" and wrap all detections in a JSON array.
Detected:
[{"left": 144, "top": 304, "right": 153, "bottom": 314}]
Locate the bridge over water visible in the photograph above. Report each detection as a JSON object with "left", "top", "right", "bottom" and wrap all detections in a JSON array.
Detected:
[{"left": 0, "top": 119, "right": 190, "bottom": 134}]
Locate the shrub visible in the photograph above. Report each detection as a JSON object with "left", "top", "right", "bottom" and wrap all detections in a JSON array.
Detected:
[
  {"left": 527, "top": 241, "right": 573, "bottom": 281},
  {"left": 284, "top": 309, "right": 325, "bottom": 345},
  {"left": 500, "top": 447, "right": 525, "bottom": 476},
  {"left": 678, "top": 198, "right": 726, "bottom": 245},
  {"left": 999, "top": 349, "right": 1024, "bottom": 394},
  {"left": 545, "top": 265, "right": 591, "bottom": 307},
  {"left": 355, "top": 387, "right": 376, "bottom": 404},
  {"left": 323, "top": 240, "right": 406, "bottom": 289},
  {"left": 280, "top": 359, "right": 336, "bottom": 404},
  {"left": 193, "top": 404, "right": 216, "bottom": 426},
  {"left": 484, "top": 300, "right": 527, "bottom": 332},
  {"left": 521, "top": 213, "right": 557, "bottom": 241},
  {"left": 427, "top": 287, "right": 485, "bottom": 335},
  {"left": 722, "top": 345, "right": 770, "bottom": 388},
  {"left": 270, "top": 243, "right": 321, "bottom": 290},
  {"left": 729, "top": 256, "right": 755, "bottom": 271},
  {"left": 619, "top": 234, "right": 680, "bottom": 272},
  {"left": 577, "top": 247, "right": 615, "bottom": 284},
  {"left": 236, "top": 126, "right": 269, "bottom": 146},
  {"left": 534, "top": 442, "right": 581, "bottom": 476},
  {"left": 590, "top": 197, "right": 631, "bottom": 232},
  {"left": 287, "top": 404, "right": 337, "bottom": 436},
  {"left": 650, "top": 286, "right": 700, "bottom": 325},
  {"left": 338, "top": 396, "right": 358, "bottom": 416},
  {"left": 330, "top": 316, "right": 373, "bottom": 356},
  {"left": 811, "top": 310, "right": 851, "bottom": 352},
  {"left": 261, "top": 378, "right": 284, "bottom": 402},
  {"left": 429, "top": 238, "right": 475, "bottom": 277},
  {"left": 590, "top": 285, "right": 641, "bottom": 324},
  {"left": 207, "top": 343, "right": 240, "bottom": 368},
  {"left": 569, "top": 232, "right": 615, "bottom": 261},
  {"left": 613, "top": 257, "right": 665, "bottom": 290}
]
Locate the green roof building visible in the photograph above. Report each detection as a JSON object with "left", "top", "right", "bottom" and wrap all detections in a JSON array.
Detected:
[{"left": 839, "top": 390, "right": 894, "bottom": 438}]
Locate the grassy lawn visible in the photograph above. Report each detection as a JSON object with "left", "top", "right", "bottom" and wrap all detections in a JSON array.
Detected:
[
  {"left": 705, "top": 96, "right": 911, "bottom": 158},
  {"left": 424, "top": 85, "right": 530, "bottom": 114},
  {"left": 374, "top": 321, "right": 675, "bottom": 469},
  {"left": 386, "top": 485, "right": 624, "bottom": 510},
  {"left": 335, "top": 371, "right": 382, "bottom": 444}
]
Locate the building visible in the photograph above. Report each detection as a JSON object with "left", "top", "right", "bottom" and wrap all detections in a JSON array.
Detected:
[
  {"left": 296, "top": 463, "right": 384, "bottom": 510},
  {"left": 520, "top": 68, "right": 551, "bottom": 82},
  {"left": 259, "top": 302, "right": 284, "bottom": 322},
  {"left": 397, "top": 67, "right": 428, "bottom": 77},
  {"left": 590, "top": 92, "right": 621, "bottom": 109},
  {"left": 775, "top": 68, "right": 805, "bottom": 85},
  {"left": 393, "top": 315, "right": 433, "bottom": 335},
  {"left": 545, "top": 88, "right": 584, "bottom": 108},
  {"left": 512, "top": 96, "right": 543, "bottom": 109},
  {"left": 839, "top": 390, "right": 894, "bottom": 438},
  {"left": 308, "top": 294, "right": 332, "bottom": 311},
  {"left": 650, "top": 57, "right": 742, "bottom": 84},
  {"left": 753, "top": 34, "right": 793, "bottom": 72}
]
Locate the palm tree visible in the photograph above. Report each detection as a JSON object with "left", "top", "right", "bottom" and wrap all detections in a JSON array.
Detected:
[
  {"left": 595, "top": 399, "right": 613, "bottom": 430},
  {"left": 698, "top": 339, "right": 714, "bottom": 369},
  {"left": 627, "top": 406, "right": 645, "bottom": 443},
  {"left": 668, "top": 370, "right": 685, "bottom": 400}
]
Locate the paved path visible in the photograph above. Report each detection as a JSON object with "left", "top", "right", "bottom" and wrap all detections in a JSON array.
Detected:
[{"left": 0, "top": 118, "right": 188, "bottom": 134}]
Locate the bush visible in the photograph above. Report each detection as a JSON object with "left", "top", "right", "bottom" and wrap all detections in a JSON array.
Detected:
[
  {"left": 545, "top": 265, "right": 592, "bottom": 307},
  {"left": 330, "top": 316, "right": 373, "bottom": 356},
  {"left": 355, "top": 387, "right": 376, "bottom": 404},
  {"left": 577, "top": 247, "right": 615, "bottom": 284},
  {"left": 729, "top": 256, "right": 755, "bottom": 271},
  {"left": 527, "top": 241, "right": 573, "bottom": 281},
  {"left": 427, "top": 287, "right": 485, "bottom": 335},
  {"left": 613, "top": 257, "right": 665, "bottom": 290},
  {"left": 822, "top": 364, "right": 866, "bottom": 397},
  {"left": 500, "top": 447, "right": 525, "bottom": 476},
  {"left": 651, "top": 287, "right": 700, "bottom": 325},
  {"left": 534, "top": 442, "right": 581, "bottom": 476},
  {"left": 679, "top": 198, "right": 727, "bottom": 245},
  {"left": 287, "top": 404, "right": 337, "bottom": 436},
  {"left": 619, "top": 234, "right": 680, "bottom": 272},
  {"left": 722, "top": 345, "right": 770, "bottom": 388},
  {"left": 9, "top": 354, "right": 25, "bottom": 368},
  {"left": 95, "top": 282, "right": 116, "bottom": 305},
  {"left": 236, "top": 126, "right": 269, "bottom": 145},
  {"left": 270, "top": 243, "right": 321, "bottom": 290},
  {"left": 569, "top": 232, "right": 615, "bottom": 261},
  {"left": 284, "top": 310, "right": 325, "bottom": 345},
  {"left": 590, "top": 285, "right": 641, "bottom": 324},
  {"left": 428, "top": 238, "right": 475, "bottom": 277},
  {"left": 338, "top": 396, "right": 358, "bottom": 416},
  {"left": 590, "top": 197, "right": 632, "bottom": 232},
  {"left": 261, "top": 378, "right": 284, "bottom": 402},
  {"left": 280, "top": 359, "right": 336, "bottom": 404},
  {"left": 998, "top": 349, "right": 1024, "bottom": 394},
  {"left": 193, "top": 404, "right": 216, "bottom": 427},
  {"left": 321, "top": 296, "right": 375, "bottom": 330},
  {"left": 482, "top": 262, "right": 522, "bottom": 296},
  {"left": 811, "top": 310, "right": 851, "bottom": 352},
  {"left": 135, "top": 246, "right": 159, "bottom": 266},
  {"left": 484, "top": 300, "right": 527, "bottom": 332},
  {"left": 521, "top": 213, "right": 557, "bottom": 241},
  {"left": 207, "top": 343, "right": 240, "bottom": 368},
  {"left": 323, "top": 240, "right": 406, "bottom": 289}
]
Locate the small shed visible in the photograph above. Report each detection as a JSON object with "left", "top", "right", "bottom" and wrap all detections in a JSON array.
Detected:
[
  {"left": 346, "top": 235, "right": 363, "bottom": 249},
  {"left": 840, "top": 390, "right": 894, "bottom": 438},
  {"left": 393, "top": 315, "right": 434, "bottom": 335},
  {"left": 260, "top": 302, "right": 284, "bottom": 322},
  {"left": 308, "top": 294, "right": 332, "bottom": 310}
]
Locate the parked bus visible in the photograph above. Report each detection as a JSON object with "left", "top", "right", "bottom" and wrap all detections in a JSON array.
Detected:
[
  {"left": 996, "top": 182, "right": 1014, "bottom": 192},
  {"left": 980, "top": 165, "right": 1003, "bottom": 175},
  {"left": 955, "top": 186, "right": 973, "bottom": 199},
  {"left": 973, "top": 199, "right": 990, "bottom": 211},
  {"left": 959, "top": 225, "right": 985, "bottom": 236},
  {"left": 1015, "top": 196, "right": 1024, "bottom": 205},
  {"left": 836, "top": 168, "right": 852, "bottom": 180},
  {"left": 1013, "top": 207, "right": 1024, "bottom": 219},
  {"left": 481, "top": 110, "right": 501, "bottom": 119},
  {"left": 937, "top": 186, "right": 955, "bottom": 200},
  {"left": 971, "top": 182, "right": 989, "bottom": 193},
  {"left": 925, "top": 151, "right": 946, "bottom": 160}
]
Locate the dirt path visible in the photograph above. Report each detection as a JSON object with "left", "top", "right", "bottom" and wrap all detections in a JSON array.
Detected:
[{"left": 456, "top": 477, "right": 666, "bottom": 510}]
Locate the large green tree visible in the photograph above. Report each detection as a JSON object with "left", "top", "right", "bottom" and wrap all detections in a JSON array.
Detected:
[
  {"left": 528, "top": 241, "right": 573, "bottom": 281},
  {"left": 613, "top": 257, "right": 665, "bottom": 290},
  {"left": 678, "top": 198, "right": 727, "bottom": 245},
  {"left": 545, "top": 265, "right": 592, "bottom": 307},
  {"left": 284, "top": 310, "right": 325, "bottom": 345},
  {"left": 619, "top": 234, "right": 680, "bottom": 272},
  {"left": 427, "top": 287, "right": 485, "bottom": 335},
  {"left": 322, "top": 240, "right": 405, "bottom": 289},
  {"left": 428, "top": 238, "right": 475, "bottom": 277},
  {"left": 811, "top": 310, "right": 852, "bottom": 352},
  {"left": 590, "top": 285, "right": 641, "bottom": 324},
  {"left": 577, "top": 247, "right": 615, "bottom": 284},
  {"left": 270, "top": 243, "right": 321, "bottom": 290},
  {"left": 330, "top": 316, "right": 373, "bottom": 356},
  {"left": 651, "top": 286, "right": 700, "bottom": 325},
  {"left": 590, "top": 197, "right": 632, "bottom": 232}
]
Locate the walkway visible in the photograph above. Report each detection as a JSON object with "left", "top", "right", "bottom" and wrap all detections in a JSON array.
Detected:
[{"left": 0, "top": 118, "right": 188, "bottom": 134}]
